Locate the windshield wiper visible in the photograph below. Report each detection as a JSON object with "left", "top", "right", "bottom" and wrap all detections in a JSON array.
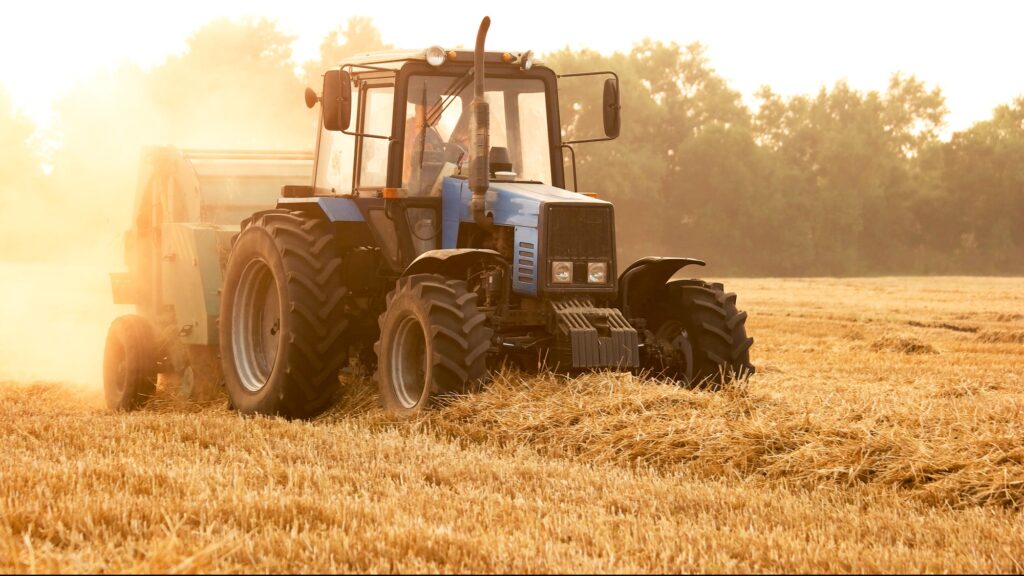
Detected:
[{"left": 425, "top": 69, "right": 474, "bottom": 128}]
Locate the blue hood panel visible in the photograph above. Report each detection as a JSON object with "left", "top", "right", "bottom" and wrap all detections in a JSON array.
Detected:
[{"left": 441, "top": 177, "right": 609, "bottom": 240}]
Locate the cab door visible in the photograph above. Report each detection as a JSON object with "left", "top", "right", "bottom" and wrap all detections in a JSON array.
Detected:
[{"left": 356, "top": 78, "right": 441, "bottom": 270}]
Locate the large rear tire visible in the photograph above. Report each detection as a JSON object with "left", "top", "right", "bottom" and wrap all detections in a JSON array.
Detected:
[
  {"left": 646, "top": 279, "right": 754, "bottom": 385},
  {"left": 219, "top": 210, "right": 349, "bottom": 419},
  {"left": 374, "top": 275, "right": 492, "bottom": 417},
  {"left": 103, "top": 315, "right": 157, "bottom": 411}
]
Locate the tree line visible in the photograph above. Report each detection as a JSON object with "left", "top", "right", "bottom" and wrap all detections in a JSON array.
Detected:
[
  {"left": 1, "top": 17, "right": 1020, "bottom": 275},
  {"left": 550, "top": 44, "right": 1023, "bottom": 275}
]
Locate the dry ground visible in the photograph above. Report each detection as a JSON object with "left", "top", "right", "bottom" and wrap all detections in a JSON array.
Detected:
[{"left": 2, "top": 276, "right": 1023, "bottom": 572}]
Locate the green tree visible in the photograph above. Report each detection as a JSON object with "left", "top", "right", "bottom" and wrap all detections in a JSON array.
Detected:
[
  {"left": 547, "top": 41, "right": 753, "bottom": 270},
  {"left": 753, "top": 75, "right": 947, "bottom": 274},
  {"left": 0, "top": 87, "right": 40, "bottom": 188},
  {"left": 939, "top": 97, "right": 1024, "bottom": 273},
  {"left": 45, "top": 17, "right": 315, "bottom": 259},
  {"left": 303, "top": 17, "right": 391, "bottom": 84},
  {"left": 0, "top": 86, "right": 49, "bottom": 259},
  {"left": 23, "top": 14, "right": 1020, "bottom": 275},
  {"left": 149, "top": 17, "right": 313, "bottom": 149}
]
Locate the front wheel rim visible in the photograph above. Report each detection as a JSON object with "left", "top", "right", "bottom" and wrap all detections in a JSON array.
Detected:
[
  {"left": 390, "top": 314, "right": 427, "bottom": 409},
  {"left": 233, "top": 258, "right": 281, "bottom": 392},
  {"left": 656, "top": 320, "right": 693, "bottom": 379}
]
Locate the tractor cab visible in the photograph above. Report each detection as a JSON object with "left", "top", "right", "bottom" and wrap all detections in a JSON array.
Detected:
[
  {"left": 300, "top": 46, "right": 620, "bottom": 273},
  {"left": 312, "top": 49, "right": 565, "bottom": 196}
]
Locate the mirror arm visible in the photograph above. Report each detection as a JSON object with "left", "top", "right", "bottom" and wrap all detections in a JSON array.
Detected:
[
  {"left": 560, "top": 143, "right": 579, "bottom": 192},
  {"left": 557, "top": 70, "right": 619, "bottom": 81},
  {"left": 561, "top": 136, "right": 615, "bottom": 145},
  {"left": 341, "top": 130, "right": 392, "bottom": 140}
]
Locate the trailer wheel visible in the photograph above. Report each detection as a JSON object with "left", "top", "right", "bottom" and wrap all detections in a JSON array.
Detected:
[
  {"left": 220, "top": 210, "right": 349, "bottom": 419},
  {"left": 181, "top": 345, "right": 223, "bottom": 401},
  {"left": 374, "top": 274, "right": 492, "bottom": 417},
  {"left": 103, "top": 315, "right": 158, "bottom": 411},
  {"left": 646, "top": 280, "right": 754, "bottom": 386}
]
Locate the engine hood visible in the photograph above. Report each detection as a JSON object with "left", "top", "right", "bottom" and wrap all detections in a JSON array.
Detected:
[{"left": 442, "top": 177, "right": 610, "bottom": 229}]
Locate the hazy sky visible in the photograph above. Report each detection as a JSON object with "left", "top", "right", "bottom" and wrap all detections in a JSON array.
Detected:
[{"left": 2, "top": 0, "right": 1021, "bottom": 134}]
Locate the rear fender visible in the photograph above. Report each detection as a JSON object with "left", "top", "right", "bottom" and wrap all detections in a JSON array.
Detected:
[
  {"left": 616, "top": 257, "right": 706, "bottom": 319},
  {"left": 402, "top": 249, "right": 507, "bottom": 280},
  {"left": 277, "top": 196, "right": 364, "bottom": 222}
]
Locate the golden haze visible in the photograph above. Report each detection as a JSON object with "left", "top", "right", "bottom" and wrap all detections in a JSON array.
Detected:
[{"left": 0, "top": 13, "right": 1022, "bottom": 574}]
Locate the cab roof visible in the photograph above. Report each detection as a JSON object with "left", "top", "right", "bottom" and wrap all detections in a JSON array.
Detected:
[{"left": 338, "top": 49, "right": 541, "bottom": 72}]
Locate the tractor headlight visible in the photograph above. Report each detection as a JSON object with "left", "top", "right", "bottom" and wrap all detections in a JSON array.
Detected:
[
  {"left": 425, "top": 45, "right": 447, "bottom": 67},
  {"left": 587, "top": 262, "right": 608, "bottom": 284},
  {"left": 551, "top": 261, "right": 572, "bottom": 284}
]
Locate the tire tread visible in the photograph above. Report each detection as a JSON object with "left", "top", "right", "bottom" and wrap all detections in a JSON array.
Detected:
[
  {"left": 224, "top": 209, "right": 349, "bottom": 418},
  {"left": 375, "top": 274, "right": 492, "bottom": 413}
]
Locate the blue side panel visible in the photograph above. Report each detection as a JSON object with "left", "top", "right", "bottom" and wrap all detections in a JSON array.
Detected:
[
  {"left": 278, "top": 197, "right": 364, "bottom": 222},
  {"left": 441, "top": 178, "right": 466, "bottom": 249},
  {"left": 513, "top": 226, "right": 539, "bottom": 297}
]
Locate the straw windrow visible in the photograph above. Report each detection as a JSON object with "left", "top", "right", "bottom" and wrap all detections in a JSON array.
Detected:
[{"left": 2, "top": 277, "right": 1022, "bottom": 572}]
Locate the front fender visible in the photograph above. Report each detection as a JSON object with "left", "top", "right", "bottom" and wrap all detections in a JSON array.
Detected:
[
  {"left": 616, "top": 257, "right": 706, "bottom": 319},
  {"left": 402, "top": 249, "right": 506, "bottom": 280}
]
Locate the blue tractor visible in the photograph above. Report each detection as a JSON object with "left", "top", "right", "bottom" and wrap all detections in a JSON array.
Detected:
[{"left": 103, "top": 18, "right": 753, "bottom": 418}]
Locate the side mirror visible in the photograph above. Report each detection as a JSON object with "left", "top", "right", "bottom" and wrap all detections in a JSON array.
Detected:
[
  {"left": 322, "top": 69, "right": 352, "bottom": 132},
  {"left": 602, "top": 78, "right": 621, "bottom": 139}
]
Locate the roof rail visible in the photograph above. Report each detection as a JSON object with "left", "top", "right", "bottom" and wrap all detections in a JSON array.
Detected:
[{"left": 181, "top": 149, "right": 314, "bottom": 161}]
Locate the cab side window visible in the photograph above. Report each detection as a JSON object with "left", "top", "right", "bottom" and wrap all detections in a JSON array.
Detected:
[
  {"left": 357, "top": 84, "right": 395, "bottom": 190},
  {"left": 314, "top": 99, "right": 358, "bottom": 196}
]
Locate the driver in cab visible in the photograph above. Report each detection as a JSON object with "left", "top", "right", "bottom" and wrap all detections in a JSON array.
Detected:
[{"left": 403, "top": 94, "right": 469, "bottom": 197}]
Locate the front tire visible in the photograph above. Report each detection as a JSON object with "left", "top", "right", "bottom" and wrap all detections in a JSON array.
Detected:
[
  {"left": 374, "top": 275, "right": 492, "bottom": 417},
  {"left": 646, "top": 280, "right": 754, "bottom": 385},
  {"left": 219, "top": 210, "right": 349, "bottom": 419},
  {"left": 103, "top": 315, "right": 157, "bottom": 411}
]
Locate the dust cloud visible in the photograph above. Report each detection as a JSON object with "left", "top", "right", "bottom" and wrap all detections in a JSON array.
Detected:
[
  {"left": 0, "top": 17, "right": 323, "bottom": 387},
  {"left": 0, "top": 262, "right": 127, "bottom": 385}
]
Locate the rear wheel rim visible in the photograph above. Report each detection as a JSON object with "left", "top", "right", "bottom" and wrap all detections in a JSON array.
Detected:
[
  {"left": 390, "top": 314, "right": 427, "bottom": 409},
  {"left": 233, "top": 258, "right": 281, "bottom": 392}
]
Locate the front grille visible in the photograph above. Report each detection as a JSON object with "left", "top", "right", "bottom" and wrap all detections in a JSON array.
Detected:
[
  {"left": 544, "top": 204, "right": 615, "bottom": 290},
  {"left": 545, "top": 205, "right": 613, "bottom": 260}
]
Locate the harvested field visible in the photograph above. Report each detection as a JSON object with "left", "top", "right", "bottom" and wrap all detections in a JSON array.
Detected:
[{"left": 1, "top": 272, "right": 1023, "bottom": 572}]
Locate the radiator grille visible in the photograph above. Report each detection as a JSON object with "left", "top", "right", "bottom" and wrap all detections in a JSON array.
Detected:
[{"left": 545, "top": 205, "right": 613, "bottom": 260}]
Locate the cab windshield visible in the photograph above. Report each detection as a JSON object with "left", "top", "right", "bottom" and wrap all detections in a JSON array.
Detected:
[{"left": 403, "top": 74, "right": 551, "bottom": 196}]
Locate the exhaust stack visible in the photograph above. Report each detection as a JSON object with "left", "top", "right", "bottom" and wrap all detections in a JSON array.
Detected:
[{"left": 469, "top": 16, "right": 491, "bottom": 229}]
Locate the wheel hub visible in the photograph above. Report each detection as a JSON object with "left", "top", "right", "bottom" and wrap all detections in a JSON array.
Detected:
[
  {"left": 233, "top": 258, "right": 281, "bottom": 392},
  {"left": 655, "top": 320, "right": 694, "bottom": 380},
  {"left": 390, "top": 314, "right": 427, "bottom": 409}
]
